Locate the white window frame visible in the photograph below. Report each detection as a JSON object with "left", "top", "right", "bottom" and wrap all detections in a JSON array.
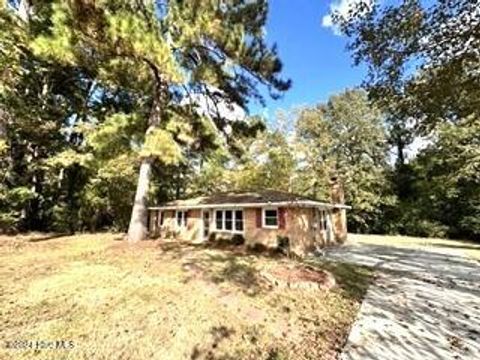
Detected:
[
  {"left": 214, "top": 209, "right": 244, "bottom": 234},
  {"left": 262, "top": 207, "right": 279, "bottom": 229},
  {"left": 159, "top": 211, "right": 164, "bottom": 226},
  {"left": 319, "top": 210, "right": 326, "bottom": 231},
  {"left": 201, "top": 209, "right": 211, "bottom": 240},
  {"left": 176, "top": 210, "right": 187, "bottom": 229}
]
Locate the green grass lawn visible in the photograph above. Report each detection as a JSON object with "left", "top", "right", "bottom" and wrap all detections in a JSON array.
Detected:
[
  {"left": 350, "top": 233, "right": 480, "bottom": 260},
  {"left": 0, "top": 233, "right": 371, "bottom": 360}
]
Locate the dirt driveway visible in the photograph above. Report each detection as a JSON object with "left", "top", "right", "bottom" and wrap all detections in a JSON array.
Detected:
[{"left": 323, "top": 242, "right": 480, "bottom": 360}]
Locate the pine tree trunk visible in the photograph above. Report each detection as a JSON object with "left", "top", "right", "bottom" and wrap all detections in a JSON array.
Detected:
[
  {"left": 127, "top": 67, "right": 163, "bottom": 243},
  {"left": 127, "top": 157, "right": 152, "bottom": 242}
]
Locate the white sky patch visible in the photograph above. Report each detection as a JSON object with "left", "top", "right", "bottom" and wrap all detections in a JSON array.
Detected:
[
  {"left": 180, "top": 89, "right": 246, "bottom": 149},
  {"left": 386, "top": 136, "right": 431, "bottom": 165},
  {"left": 405, "top": 136, "right": 430, "bottom": 160},
  {"left": 185, "top": 92, "right": 246, "bottom": 123},
  {"left": 322, "top": 0, "right": 373, "bottom": 35}
]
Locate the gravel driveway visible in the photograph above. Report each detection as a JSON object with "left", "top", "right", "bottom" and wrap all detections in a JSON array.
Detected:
[{"left": 323, "top": 243, "right": 480, "bottom": 360}]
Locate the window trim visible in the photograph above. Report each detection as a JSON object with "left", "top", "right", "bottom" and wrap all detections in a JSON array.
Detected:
[
  {"left": 215, "top": 209, "right": 223, "bottom": 231},
  {"left": 262, "top": 207, "right": 279, "bottom": 229},
  {"left": 214, "top": 208, "right": 244, "bottom": 234},
  {"left": 176, "top": 210, "right": 187, "bottom": 229},
  {"left": 234, "top": 209, "right": 244, "bottom": 232},
  {"left": 225, "top": 209, "right": 234, "bottom": 231},
  {"left": 320, "top": 210, "right": 329, "bottom": 231},
  {"left": 159, "top": 211, "right": 164, "bottom": 226}
]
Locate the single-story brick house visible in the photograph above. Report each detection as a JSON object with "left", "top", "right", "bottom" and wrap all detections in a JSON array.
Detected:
[{"left": 148, "top": 184, "right": 350, "bottom": 256}]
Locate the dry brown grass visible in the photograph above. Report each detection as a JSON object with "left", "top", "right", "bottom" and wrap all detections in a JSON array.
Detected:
[
  {"left": 350, "top": 233, "right": 480, "bottom": 260},
  {"left": 0, "top": 233, "right": 371, "bottom": 360}
]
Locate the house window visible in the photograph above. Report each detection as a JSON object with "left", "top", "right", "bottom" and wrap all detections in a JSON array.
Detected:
[
  {"left": 176, "top": 210, "right": 187, "bottom": 228},
  {"left": 235, "top": 210, "right": 243, "bottom": 231},
  {"left": 158, "top": 211, "right": 164, "bottom": 227},
  {"left": 215, "top": 210, "right": 223, "bottom": 230},
  {"left": 215, "top": 209, "right": 244, "bottom": 233},
  {"left": 320, "top": 210, "right": 328, "bottom": 231},
  {"left": 263, "top": 208, "right": 278, "bottom": 228},
  {"left": 225, "top": 210, "right": 233, "bottom": 230}
]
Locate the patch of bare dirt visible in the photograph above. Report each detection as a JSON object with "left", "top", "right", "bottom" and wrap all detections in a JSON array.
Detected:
[{"left": 261, "top": 263, "right": 336, "bottom": 291}]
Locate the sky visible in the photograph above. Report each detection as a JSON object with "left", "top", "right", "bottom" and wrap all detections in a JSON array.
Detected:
[{"left": 249, "top": 0, "right": 368, "bottom": 119}]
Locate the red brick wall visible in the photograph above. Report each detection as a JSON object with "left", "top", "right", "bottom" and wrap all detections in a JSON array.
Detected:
[{"left": 151, "top": 205, "right": 347, "bottom": 256}]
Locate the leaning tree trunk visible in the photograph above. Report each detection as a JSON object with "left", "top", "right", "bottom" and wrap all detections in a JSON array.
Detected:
[
  {"left": 127, "top": 157, "right": 153, "bottom": 242},
  {"left": 127, "top": 64, "right": 166, "bottom": 242},
  {"left": 127, "top": 77, "right": 164, "bottom": 242}
]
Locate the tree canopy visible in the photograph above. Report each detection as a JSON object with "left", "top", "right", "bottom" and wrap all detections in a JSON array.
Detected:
[
  {"left": 1, "top": 0, "right": 478, "bottom": 242},
  {"left": 295, "top": 89, "right": 392, "bottom": 232},
  {"left": 0, "top": 0, "right": 290, "bottom": 239},
  {"left": 335, "top": 0, "right": 479, "bottom": 133}
]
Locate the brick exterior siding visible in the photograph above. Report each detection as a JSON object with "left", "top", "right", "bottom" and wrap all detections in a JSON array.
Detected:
[{"left": 150, "top": 206, "right": 345, "bottom": 257}]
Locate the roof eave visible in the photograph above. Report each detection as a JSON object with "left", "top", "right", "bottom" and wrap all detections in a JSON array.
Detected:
[{"left": 149, "top": 200, "right": 351, "bottom": 211}]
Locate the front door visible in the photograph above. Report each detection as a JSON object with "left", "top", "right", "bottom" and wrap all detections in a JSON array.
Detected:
[{"left": 202, "top": 210, "right": 210, "bottom": 240}]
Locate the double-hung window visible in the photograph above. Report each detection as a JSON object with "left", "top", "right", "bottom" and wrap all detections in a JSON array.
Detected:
[
  {"left": 320, "top": 210, "right": 328, "bottom": 231},
  {"left": 158, "top": 211, "right": 164, "bottom": 227},
  {"left": 176, "top": 210, "right": 187, "bottom": 228},
  {"left": 234, "top": 210, "right": 244, "bottom": 231},
  {"left": 215, "top": 209, "right": 244, "bottom": 233},
  {"left": 225, "top": 210, "right": 233, "bottom": 230},
  {"left": 215, "top": 210, "right": 223, "bottom": 230},
  {"left": 263, "top": 208, "right": 278, "bottom": 228}
]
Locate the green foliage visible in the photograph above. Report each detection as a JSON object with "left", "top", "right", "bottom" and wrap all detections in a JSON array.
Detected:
[
  {"left": 2, "top": 0, "right": 478, "bottom": 242},
  {"left": 106, "top": 11, "right": 182, "bottom": 83},
  {"left": 83, "top": 153, "right": 139, "bottom": 231},
  {"left": 295, "top": 89, "right": 393, "bottom": 232},
  {"left": 86, "top": 113, "right": 143, "bottom": 158},
  {"left": 31, "top": 3, "right": 76, "bottom": 64},
  {"left": 45, "top": 149, "right": 93, "bottom": 169},
  {"left": 141, "top": 128, "right": 182, "bottom": 164},
  {"left": 0, "top": 186, "right": 35, "bottom": 232},
  {"left": 189, "top": 149, "right": 233, "bottom": 194},
  {"left": 336, "top": 0, "right": 480, "bottom": 133},
  {"left": 233, "top": 130, "right": 296, "bottom": 191},
  {"left": 373, "top": 115, "right": 480, "bottom": 240},
  {"left": 331, "top": 0, "right": 480, "bottom": 240},
  {"left": 191, "top": 90, "right": 398, "bottom": 235},
  {"left": 0, "top": 0, "right": 289, "bottom": 234},
  {"left": 413, "top": 116, "right": 480, "bottom": 239}
]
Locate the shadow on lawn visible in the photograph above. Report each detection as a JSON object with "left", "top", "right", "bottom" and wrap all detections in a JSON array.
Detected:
[
  {"left": 308, "top": 260, "right": 373, "bottom": 302},
  {"left": 190, "top": 325, "right": 285, "bottom": 360},
  {"left": 27, "top": 233, "right": 70, "bottom": 242},
  {"left": 156, "top": 241, "right": 373, "bottom": 302},
  {"left": 158, "top": 242, "right": 265, "bottom": 296},
  {"left": 190, "top": 326, "right": 236, "bottom": 360}
]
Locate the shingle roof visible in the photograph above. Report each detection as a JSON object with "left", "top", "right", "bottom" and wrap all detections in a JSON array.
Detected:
[
  {"left": 164, "top": 190, "right": 314, "bottom": 207},
  {"left": 149, "top": 190, "right": 350, "bottom": 210}
]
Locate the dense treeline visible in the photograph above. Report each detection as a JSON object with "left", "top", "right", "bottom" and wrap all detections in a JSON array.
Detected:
[
  {"left": 0, "top": 0, "right": 289, "bottom": 240},
  {"left": 192, "top": 88, "right": 479, "bottom": 241},
  {"left": 1, "top": 1, "right": 479, "bottom": 241}
]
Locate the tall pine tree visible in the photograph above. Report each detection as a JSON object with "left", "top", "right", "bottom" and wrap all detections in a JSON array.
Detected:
[{"left": 32, "top": 0, "right": 290, "bottom": 241}]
